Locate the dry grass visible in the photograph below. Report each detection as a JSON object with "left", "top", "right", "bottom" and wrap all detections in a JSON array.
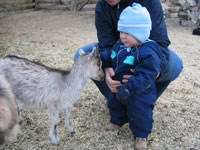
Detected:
[{"left": 0, "top": 9, "right": 200, "bottom": 150}]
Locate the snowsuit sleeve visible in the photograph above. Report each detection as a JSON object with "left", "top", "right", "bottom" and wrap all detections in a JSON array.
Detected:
[{"left": 125, "top": 46, "right": 160, "bottom": 94}]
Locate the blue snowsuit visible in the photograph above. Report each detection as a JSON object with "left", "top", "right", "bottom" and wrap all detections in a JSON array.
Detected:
[{"left": 100, "top": 39, "right": 162, "bottom": 138}]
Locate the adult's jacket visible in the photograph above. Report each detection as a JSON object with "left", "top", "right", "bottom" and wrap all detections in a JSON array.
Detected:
[{"left": 95, "top": 0, "right": 170, "bottom": 60}]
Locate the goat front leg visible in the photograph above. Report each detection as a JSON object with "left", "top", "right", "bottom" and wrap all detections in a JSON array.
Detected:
[
  {"left": 64, "top": 106, "right": 75, "bottom": 134},
  {"left": 48, "top": 105, "right": 60, "bottom": 145}
]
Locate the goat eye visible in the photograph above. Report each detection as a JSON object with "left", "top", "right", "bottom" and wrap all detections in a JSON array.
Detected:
[{"left": 95, "top": 58, "right": 100, "bottom": 66}]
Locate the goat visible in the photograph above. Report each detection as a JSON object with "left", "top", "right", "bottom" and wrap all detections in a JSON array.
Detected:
[
  {"left": 0, "top": 75, "right": 19, "bottom": 145},
  {"left": 0, "top": 47, "right": 104, "bottom": 145}
]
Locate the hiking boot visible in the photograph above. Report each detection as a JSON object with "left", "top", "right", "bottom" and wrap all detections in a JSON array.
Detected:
[
  {"left": 105, "top": 122, "right": 120, "bottom": 131},
  {"left": 135, "top": 137, "right": 148, "bottom": 150}
]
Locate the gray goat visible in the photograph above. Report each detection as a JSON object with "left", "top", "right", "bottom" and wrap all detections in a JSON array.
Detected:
[
  {"left": 0, "top": 75, "right": 19, "bottom": 145},
  {"left": 0, "top": 47, "right": 104, "bottom": 145}
]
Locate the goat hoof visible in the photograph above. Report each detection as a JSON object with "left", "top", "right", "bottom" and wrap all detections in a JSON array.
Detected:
[
  {"left": 51, "top": 141, "right": 59, "bottom": 145},
  {"left": 70, "top": 131, "right": 75, "bottom": 135},
  {"left": 49, "top": 138, "right": 60, "bottom": 145},
  {"left": 48, "top": 134, "right": 59, "bottom": 145},
  {"left": 18, "top": 116, "right": 24, "bottom": 124},
  {"left": 66, "top": 126, "right": 75, "bottom": 133},
  {"left": 26, "top": 118, "right": 33, "bottom": 125}
]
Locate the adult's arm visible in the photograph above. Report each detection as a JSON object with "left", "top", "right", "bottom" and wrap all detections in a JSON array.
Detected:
[
  {"left": 95, "top": 0, "right": 119, "bottom": 50},
  {"left": 142, "top": 0, "right": 170, "bottom": 48}
]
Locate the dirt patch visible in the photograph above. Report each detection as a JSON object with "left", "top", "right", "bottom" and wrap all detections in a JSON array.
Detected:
[{"left": 0, "top": 9, "right": 200, "bottom": 150}]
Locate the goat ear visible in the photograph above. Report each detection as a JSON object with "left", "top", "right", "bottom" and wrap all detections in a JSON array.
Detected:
[
  {"left": 91, "top": 46, "right": 99, "bottom": 58},
  {"left": 79, "top": 49, "right": 86, "bottom": 56},
  {"left": 90, "top": 46, "right": 102, "bottom": 67}
]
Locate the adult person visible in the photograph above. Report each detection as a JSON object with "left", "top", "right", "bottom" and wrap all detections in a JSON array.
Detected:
[{"left": 74, "top": 0, "right": 183, "bottom": 102}]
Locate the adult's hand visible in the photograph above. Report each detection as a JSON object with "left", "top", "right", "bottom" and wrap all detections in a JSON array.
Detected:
[{"left": 105, "top": 67, "right": 121, "bottom": 93}]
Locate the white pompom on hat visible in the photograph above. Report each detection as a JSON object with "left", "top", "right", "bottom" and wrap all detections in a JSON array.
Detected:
[{"left": 118, "top": 3, "right": 152, "bottom": 43}]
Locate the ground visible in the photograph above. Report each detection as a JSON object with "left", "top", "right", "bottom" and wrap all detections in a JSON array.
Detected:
[{"left": 0, "top": 8, "right": 200, "bottom": 150}]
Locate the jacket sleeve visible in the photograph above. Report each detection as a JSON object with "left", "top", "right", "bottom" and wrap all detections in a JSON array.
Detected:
[
  {"left": 145, "top": 0, "right": 170, "bottom": 48},
  {"left": 95, "top": 0, "right": 119, "bottom": 50},
  {"left": 125, "top": 46, "right": 160, "bottom": 94},
  {"left": 99, "top": 47, "right": 111, "bottom": 69},
  {"left": 100, "top": 40, "right": 121, "bottom": 68}
]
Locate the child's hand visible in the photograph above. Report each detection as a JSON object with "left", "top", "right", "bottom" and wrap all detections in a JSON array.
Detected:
[{"left": 116, "top": 85, "right": 130, "bottom": 101}]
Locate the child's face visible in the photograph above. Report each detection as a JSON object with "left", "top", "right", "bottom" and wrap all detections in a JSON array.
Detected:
[{"left": 120, "top": 32, "right": 140, "bottom": 47}]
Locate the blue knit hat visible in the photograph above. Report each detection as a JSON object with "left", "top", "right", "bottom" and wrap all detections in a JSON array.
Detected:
[{"left": 118, "top": 3, "right": 152, "bottom": 43}]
